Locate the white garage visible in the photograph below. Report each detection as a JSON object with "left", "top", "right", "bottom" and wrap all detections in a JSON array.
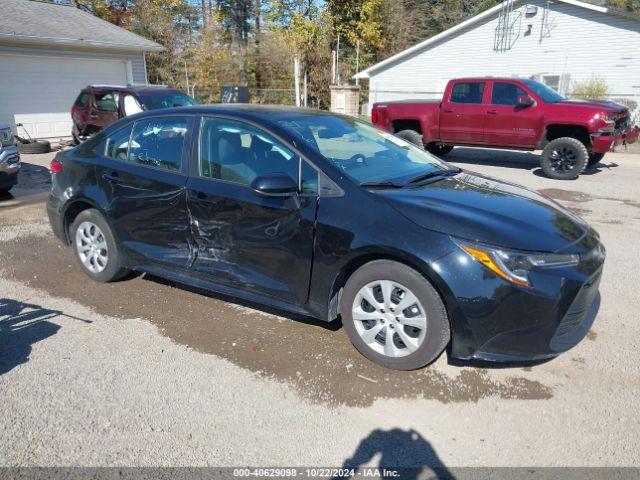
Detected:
[{"left": 0, "top": 0, "right": 162, "bottom": 139}]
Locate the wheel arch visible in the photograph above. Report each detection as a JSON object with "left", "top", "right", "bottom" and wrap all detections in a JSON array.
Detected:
[
  {"left": 327, "top": 249, "right": 459, "bottom": 327},
  {"left": 541, "top": 123, "right": 591, "bottom": 149},
  {"left": 61, "top": 197, "right": 106, "bottom": 245}
]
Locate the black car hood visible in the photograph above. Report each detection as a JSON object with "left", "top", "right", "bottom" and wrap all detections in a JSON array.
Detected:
[{"left": 378, "top": 172, "right": 590, "bottom": 253}]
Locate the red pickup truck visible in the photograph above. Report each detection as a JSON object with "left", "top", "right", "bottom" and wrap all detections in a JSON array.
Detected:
[{"left": 371, "top": 77, "right": 639, "bottom": 180}]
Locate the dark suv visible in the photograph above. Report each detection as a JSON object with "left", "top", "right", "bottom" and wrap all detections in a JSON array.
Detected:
[{"left": 71, "top": 85, "right": 196, "bottom": 144}]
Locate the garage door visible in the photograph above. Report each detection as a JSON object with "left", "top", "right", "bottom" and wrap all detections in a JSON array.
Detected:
[{"left": 0, "top": 54, "right": 128, "bottom": 138}]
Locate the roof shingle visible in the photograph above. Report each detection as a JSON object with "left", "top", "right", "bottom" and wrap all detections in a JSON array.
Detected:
[{"left": 0, "top": 0, "right": 163, "bottom": 52}]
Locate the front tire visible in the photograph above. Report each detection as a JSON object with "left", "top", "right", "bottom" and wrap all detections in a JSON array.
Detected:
[
  {"left": 395, "top": 130, "right": 425, "bottom": 149},
  {"left": 427, "top": 143, "right": 454, "bottom": 156},
  {"left": 70, "top": 209, "right": 129, "bottom": 282},
  {"left": 540, "top": 137, "right": 588, "bottom": 180},
  {"left": 340, "top": 260, "right": 450, "bottom": 370}
]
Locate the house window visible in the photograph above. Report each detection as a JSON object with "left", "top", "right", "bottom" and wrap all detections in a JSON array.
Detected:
[{"left": 541, "top": 75, "right": 561, "bottom": 93}]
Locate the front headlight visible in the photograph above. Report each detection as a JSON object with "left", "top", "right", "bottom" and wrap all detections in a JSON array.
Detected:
[
  {"left": 0, "top": 128, "right": 15, "bottom": 147},
  {"left": 457, "top": 241, "right": 579, "bottom": 287},
  {"left": 595, "top": 113, "right": 616, "bottom": 133}
]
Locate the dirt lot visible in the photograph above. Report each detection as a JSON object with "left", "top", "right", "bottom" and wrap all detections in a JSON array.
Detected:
[{"left": 1, "top": 148, "right": 639, "bottom": 469}]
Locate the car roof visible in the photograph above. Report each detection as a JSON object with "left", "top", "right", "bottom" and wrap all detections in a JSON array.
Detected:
[
  {"left": 130, "top": 104, "right": 340, "bottom": 127},
  {"left": 82, "top": 85, "right": 183, "bottom": 94},
  {"left": 451, "top": 77, "right": 530, "bottom": 83}
]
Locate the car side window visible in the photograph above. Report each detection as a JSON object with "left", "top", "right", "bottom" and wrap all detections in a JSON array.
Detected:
[
  {"left": 300, "top": 159, "right": 318, "bottom": 195},
  {"left": 450, "top": 82, "right": 485, "bottom": 104},
  {"left": 123, "top": 95, "right": 144, "bottom": 117},
  {"left": 93, "top": 124, "right": 133, "bottom": 161},
  {"left": 199, "top": 117, "right": 299, "bottom": 188},
  {"left": 128, "top": 117, "right": 187, "bottom": 171},
  {"left": 93, "top": 92, "right": 119, "bottom": 112},
  {"left": 491, "top": 82, "right": 527, "bottom": 106},
  {"left": 75, "top": 92, "right": 91, "bottom": 108}
]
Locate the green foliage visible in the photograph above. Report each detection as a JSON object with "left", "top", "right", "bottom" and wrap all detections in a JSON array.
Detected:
[{"left": 571, "top": 77, "right": 610, "bottom": 101}]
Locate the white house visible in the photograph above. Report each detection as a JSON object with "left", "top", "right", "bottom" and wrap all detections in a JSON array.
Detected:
[
  {"left": 0, "top": 0, "right": 162, "bottom": 139},
  {"left": 356, "top": 0, "right": 640, "bottom": 115}
]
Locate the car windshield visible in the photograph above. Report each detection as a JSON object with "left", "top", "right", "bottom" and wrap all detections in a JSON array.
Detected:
[
  {"left": 276, "top": 115, "right": 452, "bottom": 185},
  {"left": 523, "top": 80, "right": 565, "bottom": 103},
  {"left": 137, "top": 91, "right": 197, "bottom": 110}
]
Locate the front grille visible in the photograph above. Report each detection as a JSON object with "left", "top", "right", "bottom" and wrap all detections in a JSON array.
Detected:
[
  {"left": 553, "top": 271, "right": 601, "bottom": 340},
  {"left": 615, "top": 115, "right": 629, "bottom": 131}
]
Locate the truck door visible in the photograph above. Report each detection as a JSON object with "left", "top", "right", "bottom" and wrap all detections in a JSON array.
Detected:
[
  {"left": 485, "top": 81, "right": 540, "bottom": 147},
  {"left": 439, "top": 81, "right": 489, "bottom": 144}
]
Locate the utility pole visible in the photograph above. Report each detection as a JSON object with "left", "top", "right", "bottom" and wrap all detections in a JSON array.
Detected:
[
  {"left": 184, "top": 61, "right": 190, "bottom": 94},
  {"left": 294, "top": 55, "right": 301, "bottom": 107},
  {"left": 336, "top": 34, "right": 341, "bottom": 85},
  {"left": 331, "top": 50, "right": 336, "bottom": 84},
  {"left": 303, "top": 71, "right": 308, "bottom": 108},
  {"left": 355, "top": 40, "right": 360, "bottom": 86}
]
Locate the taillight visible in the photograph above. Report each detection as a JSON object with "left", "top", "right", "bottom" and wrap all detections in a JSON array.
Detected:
[
  {"left": 50, "top": 158, "right": 62, "bottom": 173},
  {"left": 371, "top": 107, "right": 379, "bottom": 124}
]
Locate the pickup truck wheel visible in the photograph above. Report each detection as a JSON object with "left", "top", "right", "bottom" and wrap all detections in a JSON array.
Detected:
[
  {"left": 395, "top": 130, "right": 425, "bottom": 149},
  {"left": 540, "top": 137, "right": 588, "bottom": 180},
  {"left": 340, "top": 260, "right": 450, "bottom": 371},
  {"left": 427, "top": 143, "right": 454, "bottom": 156},
  {"left": 587, "top": 152, "right": 605, "bottom": 167}
]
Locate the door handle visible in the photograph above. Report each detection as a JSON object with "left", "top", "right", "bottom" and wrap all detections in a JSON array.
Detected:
[
  {"left": 443, "top": 109, "right": 454, "bottom": 113},
  {"left": 487, "top": 110, "right": 498, "bottom": 115},
  {"left": 102, "top": 172, "right": 123, "bottom": 184},
  {"left": 90, "top": 114, "right": 99, "bottom": 119}
]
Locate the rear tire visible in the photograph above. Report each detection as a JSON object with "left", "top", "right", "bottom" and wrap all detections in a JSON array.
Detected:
[
  {"left": 587, "top": 152, "right": 605, "bottom": 167},
  {"left": 70, "top": 209, "right": 129, "bottom": 282},
  {"left": 340, "top": 260, "right": 450, "bottom": 370},
  {"left": 395, "top": 130, "right": 425, "bottom": 149},
  {"left": 540, "top": 137, "right": 588, "bottom": 180},
  {"left": 427, "top": 143, "right": 454, "bottom": 156}
]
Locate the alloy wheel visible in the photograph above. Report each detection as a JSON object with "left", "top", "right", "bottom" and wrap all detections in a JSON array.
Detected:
[
  {"left": 352, "top": 280, "right": 427, "bottom": 358},
  {"left": 549, "top": 146, "right": 578, "bottom": 173},
  {"left": 75, "top": 221, "right": 109, "bottom": 273}
]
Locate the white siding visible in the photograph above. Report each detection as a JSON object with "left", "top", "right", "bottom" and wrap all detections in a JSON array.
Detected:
[
  {"left": 0, "top": 45, "right": 148, "bottom": 138},
  {"left": 368, "top": 1, "right": 640, "bottom": 114}
]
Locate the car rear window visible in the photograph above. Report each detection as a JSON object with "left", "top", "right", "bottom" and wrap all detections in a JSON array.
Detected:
[
  {"left": 75, "top": 92, "right": 91, "bottom": 108},
  {"left": 450, "top": 82, "right": 485, "bottom": 104},
  {"left": 137, "top": 91, "right": 196, "bottom": 110}
]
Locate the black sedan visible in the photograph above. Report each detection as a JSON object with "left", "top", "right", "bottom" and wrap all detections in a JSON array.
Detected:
[{"left": 47, "top": 105, "right": 605, "bottom": 370}]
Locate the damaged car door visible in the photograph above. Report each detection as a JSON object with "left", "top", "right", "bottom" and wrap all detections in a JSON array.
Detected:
[
  {"left": 186, "top": 116, "right": 319, "bottom": 306},
  {"left": 93, "top": 115, "right": 195, "bottom": 269}
]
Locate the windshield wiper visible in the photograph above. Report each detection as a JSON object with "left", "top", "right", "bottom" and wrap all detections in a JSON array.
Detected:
[
  {"left": 406, "top": 168, "right": 460, "bottom": 185},
  {"left": 360, "top": 180, "right": 405, "bottom": 189}
]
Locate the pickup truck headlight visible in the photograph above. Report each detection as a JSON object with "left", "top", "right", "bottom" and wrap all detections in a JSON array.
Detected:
[
  {"left": 0, "top": 128, "right": 15, "bottom": 147},
  {"left": 595, "top": 113, "right": 616, "bottom": 133},
  {"left": 457, "top": 241, "right": 579, "bottom": 287}
]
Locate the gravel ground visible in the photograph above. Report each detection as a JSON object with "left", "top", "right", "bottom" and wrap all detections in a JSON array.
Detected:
[{"left": 1, "top": 148, "right": 639, "bottom": 468}]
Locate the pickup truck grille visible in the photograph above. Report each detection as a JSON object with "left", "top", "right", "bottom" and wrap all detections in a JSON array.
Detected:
[{"left": 615, "top": 115, "right": 629, "bottom": 131}]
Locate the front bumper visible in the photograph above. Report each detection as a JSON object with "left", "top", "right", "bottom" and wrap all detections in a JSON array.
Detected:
[
  {"left": 0, "top": 145, "right": 21, "bottom": 188},
  {"left": 435, "top": 235, "right": 605, "bottom": 362},
  {"left": 591, "top": 124, "right": 639, "bottom": 153}
]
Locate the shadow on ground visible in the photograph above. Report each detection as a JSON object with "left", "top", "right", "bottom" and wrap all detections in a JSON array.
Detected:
[
  {"left": 448, "top": 147, "right": 620, "bottom": 177},
  {"left": 0, "top": 298, "right": 90, "bottom": 376},
  {"left": 2, "top": 230, "right": 554, "bottom": 407},
  {"left": 337, "top": 428, "right": 453, "bottom": 479}
]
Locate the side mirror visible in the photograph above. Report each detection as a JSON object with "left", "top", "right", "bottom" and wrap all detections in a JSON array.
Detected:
[
  {"left": 250, "top": 174, "right": 298, "bottom": 197},
  {"left": 518, "top": 95, "right": 535, "bottom": 107}
]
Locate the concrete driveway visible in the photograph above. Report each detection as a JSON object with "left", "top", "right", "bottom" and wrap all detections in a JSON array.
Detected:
[{"left": 1, "top": 148, "right": 639, "bottom": 470}]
